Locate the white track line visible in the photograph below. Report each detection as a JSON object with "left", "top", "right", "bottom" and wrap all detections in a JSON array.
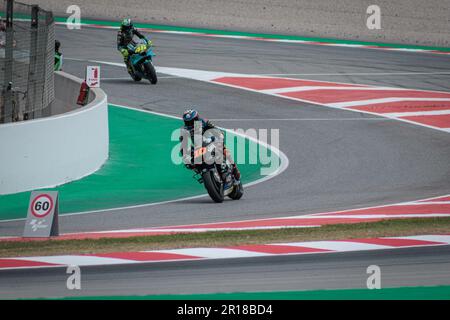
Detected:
[
  {"left": 260, "top": 72, "right": 450, "bottom": 77},
  {"left": 328, "top": 97, "right": 450, "bottom": 108},
  {"left": 383, "top": 109, "right": 450, "bottom": 117},
  {"left": 396, "top": 235, "right": 450, "bottom": 244},
  {"left": 279, "top": 241, "right": 390, "bottom": 251},
  {"left": 262, "top": 86, "right": 408, "bottom": 94},
  {"left": 209, "top": 118, "right": 391, "bottom": 121},
  {"left": 102, "top": 76, "right": 178, "bottom": 80},
  {"left": 155, "top": 248, "right": 267, "bottom": 259}
]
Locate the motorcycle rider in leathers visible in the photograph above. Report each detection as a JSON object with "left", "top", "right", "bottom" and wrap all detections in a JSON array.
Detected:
[
  {"left": 117, "top": 18, "right": 152, "bottom": 76},
  {"left": 179, "top": 108, "right": 241, "bottom": 183}
]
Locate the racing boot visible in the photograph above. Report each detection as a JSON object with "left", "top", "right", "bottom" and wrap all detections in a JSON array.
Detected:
[
  {"left": 220, "top": 163, "right": 233, "bottom": 190},
  {"left": 232, "top": 164, "right": 241, "bottom": 182},
  {"left": 124, "top": 58, "right": 134, "bottom": 75}
]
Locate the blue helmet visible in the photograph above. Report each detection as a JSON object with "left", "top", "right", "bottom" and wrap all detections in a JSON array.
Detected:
[{"left": 182, "top": 109, "right": 199, "bottom": 128}]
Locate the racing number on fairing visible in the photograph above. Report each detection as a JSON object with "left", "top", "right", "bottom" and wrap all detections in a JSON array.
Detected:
[{"left": 194, "top": 147, "right": 207, "bottom": 159}]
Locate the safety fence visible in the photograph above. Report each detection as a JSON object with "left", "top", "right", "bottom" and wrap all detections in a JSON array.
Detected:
[{"left": 0, "top": 0, "right": 54, "bottom": 123}]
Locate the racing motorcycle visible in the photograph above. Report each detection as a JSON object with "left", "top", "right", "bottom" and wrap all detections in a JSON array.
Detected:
[
  {"left": 187, "top": 134, "right": 244, "bottom": 203},
  {"left": 126, "top": 39, "right": 158, "bottom": 84}
]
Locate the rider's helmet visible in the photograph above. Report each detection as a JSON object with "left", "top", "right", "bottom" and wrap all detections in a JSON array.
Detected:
[
  {"left": 183, "top": 109, "right": 199, "bottom": 129},
  {"left": 120, "top": 18, "right": 133, "bottom": 33}
]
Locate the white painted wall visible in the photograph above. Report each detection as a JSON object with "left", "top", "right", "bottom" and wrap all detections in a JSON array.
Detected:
[{"left": 0, "top": 73, "right": 109, "bottom": 195}]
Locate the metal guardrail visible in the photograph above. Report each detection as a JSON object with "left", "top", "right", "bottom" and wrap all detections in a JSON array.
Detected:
[{"left": 0, "top": 0, "right": 55, "bottom": 123}]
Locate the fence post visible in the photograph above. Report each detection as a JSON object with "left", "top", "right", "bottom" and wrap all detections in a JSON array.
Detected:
[
  {"left": 2, "top": 0, "right": 14, "bottom": 123},
  {"left": 26, "top": 4, "right": 39, "bottom": 120},
  {"left": 41, "top": 10, "right": 54, "bottom": 117}
]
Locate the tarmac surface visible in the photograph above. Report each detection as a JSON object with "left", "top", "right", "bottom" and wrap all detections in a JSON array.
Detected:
[
  {"left": 2, "top": 25, "right": 449, "bottom": 234},
  {"left": 1, "top": 246, "right": 450, "bottom": 298},
  {"left": 1, "top": 25, "right": 450, "bottom": 297}
]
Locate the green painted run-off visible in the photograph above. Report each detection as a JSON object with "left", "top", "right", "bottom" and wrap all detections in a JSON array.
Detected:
[
  {"left": 0, "top": 105, "right": 274, "bottom": 221},
  {"left": 61, "top": 285, "right": 450, "bottom": 300}
]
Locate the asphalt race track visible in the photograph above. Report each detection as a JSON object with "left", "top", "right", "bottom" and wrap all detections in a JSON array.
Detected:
[
  {"left": 2, "top": 246, "right": 450, "bottom": 298},
  {"left": 1, "top": 25, "right": 450, "bottom": 297},
  {"left": 2, "top": 25, "right": 450, "bottom": 234}
]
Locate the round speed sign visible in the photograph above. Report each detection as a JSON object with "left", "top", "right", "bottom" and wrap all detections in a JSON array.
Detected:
[{"left": 30, "top": 194, "right": 54, "bottom": 218}]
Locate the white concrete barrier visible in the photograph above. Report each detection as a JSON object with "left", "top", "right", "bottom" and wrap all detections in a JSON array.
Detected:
[{"left": 0, "top": 72, "right": 109, "bottom": 195}]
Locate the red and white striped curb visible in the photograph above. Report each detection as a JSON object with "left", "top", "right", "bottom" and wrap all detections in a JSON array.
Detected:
[
  {"left": 156, "top": 67, "right": 450, "bottom": 133},
  {"left": 55, "top": 22, "right": 450, "bottom": 57},
  {"left": 2, "top": 194, "right": 449, "bottom": 242},
  {"left": 1, "top": 234, "right": 449, "bottom": 270},
  {"left": 75, "top": 64, "right": 450, "bottom": 133}
]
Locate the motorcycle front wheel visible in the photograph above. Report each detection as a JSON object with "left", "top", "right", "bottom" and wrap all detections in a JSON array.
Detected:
[
  {"left": 144, "top": 61, "right": 158, "bottom": 85},
  {"left": 130, "top": 73, "right": 142, "bottom": 81},
  {"left": 202, "top": 170, "right": 224, "bottom": 203}
]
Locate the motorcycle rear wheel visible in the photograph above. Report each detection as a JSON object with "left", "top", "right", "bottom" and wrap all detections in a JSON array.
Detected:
[
  {"left": 127, "top": 62, "right": 141, "bottom": 81},
  {"left": 228, "top": 181, "right": 244, "bottom": 200}
]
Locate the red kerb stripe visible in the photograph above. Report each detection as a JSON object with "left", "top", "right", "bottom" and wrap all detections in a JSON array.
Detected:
[
  {"left": 90, "top": 251, "right": 201, "bottom": 261},
  {"left": 213, "top": 77, "right": 364, "bottom": 90},
  {"left": 280, "top": 90, "right": 450, "bottom": 104},
  {"left": 0, "top": 259, "right": 60, "bottom": 268}
]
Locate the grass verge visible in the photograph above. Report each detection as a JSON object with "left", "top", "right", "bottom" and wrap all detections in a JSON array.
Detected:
[{"left": 1, "top": 217, "right": 449, "bottom": 258}]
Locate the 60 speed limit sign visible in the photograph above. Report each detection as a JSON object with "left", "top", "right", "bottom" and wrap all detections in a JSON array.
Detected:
[
  {"left": 31, "top": 194, "right": 54, "bottom": 218},
  {"left": 23, "top": 191, "right": 59, "bottom": 237}
]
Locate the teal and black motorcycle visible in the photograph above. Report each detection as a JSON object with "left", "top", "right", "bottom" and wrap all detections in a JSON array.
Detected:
[{"left": 127, "top": 39, "right": 158, "bottom": 84}]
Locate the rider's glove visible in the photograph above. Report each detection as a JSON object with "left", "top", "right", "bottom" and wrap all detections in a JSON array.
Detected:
[
  {"left": 183, "top": 154, "right": 194, "bottom": 169},
  {"left": 185, "top": 163, "right": 195, "bottom": 170},
  {"left": 120, "top": 48, "right": 129, "bottom": 58}
]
